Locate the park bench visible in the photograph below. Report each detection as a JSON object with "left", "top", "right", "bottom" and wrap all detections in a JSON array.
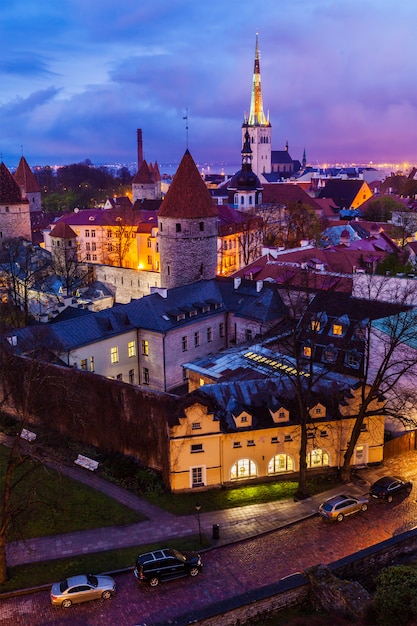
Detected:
[
  {"left": 20, "top": 428, "right": 37, "bottom": 442},
  {"left": 74, "top": 454, "right": 99, "bottom": 471}
]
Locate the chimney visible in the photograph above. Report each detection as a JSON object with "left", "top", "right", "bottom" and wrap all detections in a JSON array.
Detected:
[{"left": 137, "top": 129, "right": 143, "bottom": 168}]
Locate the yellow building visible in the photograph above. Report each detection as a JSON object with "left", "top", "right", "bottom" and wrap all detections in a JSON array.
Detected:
[{"left": 169, "top": 378, "right": 385, "bottom": 492}]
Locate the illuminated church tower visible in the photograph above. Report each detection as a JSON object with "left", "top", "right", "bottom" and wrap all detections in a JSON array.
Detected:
[{"left": 242, "top": 33, "right": 271, "bottom": 178}]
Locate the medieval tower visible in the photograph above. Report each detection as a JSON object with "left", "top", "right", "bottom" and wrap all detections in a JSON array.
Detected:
[
  {"left": 158, "top": 150, "right": 218, "bottom": 290},
  {"left": 0, "top": 162, "right": 32, "bottom": 242},
  {"left": 242, "top": 33, "right": 271, "bottom": 178}
]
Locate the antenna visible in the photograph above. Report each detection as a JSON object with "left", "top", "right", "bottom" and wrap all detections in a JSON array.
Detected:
[{"left": 183, "top": 108, "right": 189, "bottom": 149}]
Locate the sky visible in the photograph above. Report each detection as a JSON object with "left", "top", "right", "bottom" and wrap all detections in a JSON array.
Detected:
[{"left": 1, "top": 0, "right": 417, "bottom": 172}]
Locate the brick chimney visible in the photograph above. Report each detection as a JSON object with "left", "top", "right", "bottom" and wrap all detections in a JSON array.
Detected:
[{"left": 137, "top": 129, "right": 143, "bottom": 169}]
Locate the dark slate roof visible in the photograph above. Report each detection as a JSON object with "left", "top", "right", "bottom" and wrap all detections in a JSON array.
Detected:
[
  {"left": 318, "top": 179, "right": 365, "bottom": 209},
  {"left": 261, "top": 183, "right": 323, "bottom": 211},
  {"left": 179, "top": 372, "right": 359, "bottom": 432},
  {"left": 0, "top": 162, "right": 26, "bottom": 204},
  {"left": 10, "top": 278, "right": 288, "bottom": 352},
  {"left": 14, "top": 156, "right": 41, "bottom": 193},
  {"left": 271, "top": 150, "right": 294, "bottom": 164},
  {"left": 158, "top": 150, "right": 219, "bottom": 219}
]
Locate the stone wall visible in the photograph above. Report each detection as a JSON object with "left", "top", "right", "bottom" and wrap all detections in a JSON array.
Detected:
[
  {"left": 0, "top": 351, "right": 176, "bottom": 486},
  {"left": 94, "top": 264, "right": 160, "bottom": 303}
]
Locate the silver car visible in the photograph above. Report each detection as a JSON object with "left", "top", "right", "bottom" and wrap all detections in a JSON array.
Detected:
[
  {"left": 50, "top": 573, "right": 116, "bottom": 608},
  {"left": 318, "top": 493, "right": 369, "bottom": 522}
]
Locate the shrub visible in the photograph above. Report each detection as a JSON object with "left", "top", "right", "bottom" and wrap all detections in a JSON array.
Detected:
[{"left": 374, "top": 565, "right": 417, "bottom": 625}]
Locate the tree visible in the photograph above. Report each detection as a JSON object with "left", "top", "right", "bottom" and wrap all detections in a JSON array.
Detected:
[
  {"left": 340, "top": 274, "right": 417, "bottom": 479},
  {"left": 0, "top": 239, "right": 52, "bottom": 325},
  {"left": 278, "top": 202, "right": 322, "bottom": 249},
  {"left": 362, "top": 196, "right": 403, "bottom": 222},
  {"left": 236, "top": 211, "right": 263, "bottom": 266}
]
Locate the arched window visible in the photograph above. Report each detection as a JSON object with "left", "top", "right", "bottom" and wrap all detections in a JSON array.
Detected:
[
  {"left": 240, "top": 196, "right": 244, "bottom": 205},
  {"left": 268, "top": 454, "right": 294, "bottom": 474},
  {"left": 249, "top": 195, "right": 253, "bottom": 205},
  {"left": 234, "top": 193, "right": 238, "bottom": 205},
  {"left": 306, "top": 448, "right": 329, "bottom": 468},
  {"left": 230, "top": 458, "right": 257, "bottom": 481}
]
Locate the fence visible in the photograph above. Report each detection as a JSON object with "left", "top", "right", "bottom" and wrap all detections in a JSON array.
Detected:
[{"left": 384, "top": 429, "right": 417, "bottom": 459}]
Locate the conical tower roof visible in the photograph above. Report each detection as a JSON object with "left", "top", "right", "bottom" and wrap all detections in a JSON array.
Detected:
[
  {"left": 14, "top": 156, "right": 41, "bottom": 193},
  {"left": 158, "top": 150, "right": 218, "bottom": 219},
  {"left": 132, "top": 159, "right": 153, "bottom": 184},
  {"left": 0, "top": 162, "right": 26, "bottom": 204}
]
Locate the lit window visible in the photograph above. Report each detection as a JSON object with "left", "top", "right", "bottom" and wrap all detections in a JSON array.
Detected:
[
  {"left": 311, "top": 320, "right": 320, "bottom": 332},
  {"left": 268, "top": 454, "right": 294, "bottom": 474},
  {"left": 230, "top": 458, "right": 257, "bottom": 480},
  {"left": 141, "top": 340, "right": 148, "bottom": 356},
  {"left": 332, "top": 324, "right": 343, "bottom": 336},
  {"left": 110, "top": 347, "right": 119, "bottom": 363},
  {"left": 128, "top": 341, "right": 136, "bottom": 357},
  {"left": 306, "top": 448, "right": 329, "bottom": 468},
  {"left": 89, "top": 357, "right": 94, "bottom": 372},
  {"left": 303, "top": 345, "right": 312, "bottom": 358},
  {"left": 80, "top": 359, "right": 87, "bottom": 370}
]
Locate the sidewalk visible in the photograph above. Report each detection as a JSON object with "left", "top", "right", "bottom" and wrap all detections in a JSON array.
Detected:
[{"left": 6, "top": 462, "right": 386, "bottom": 568}]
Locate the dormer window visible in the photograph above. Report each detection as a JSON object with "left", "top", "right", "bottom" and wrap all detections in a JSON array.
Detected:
[
  {"left": 311, "top": 320, "right": 320, "bottom": 332},
  {"left": 354, "top": 319, "right": 369, "bottom": 340},
  {"left": 332, "top": 324, "right": 343, "bottom": 336},
  {"left": 303, "top": 344, "right": 312, "bottom": 358},
  {"left": 323, "top": 344, "right": 338, "bottom": 364},
  {"left": 345, "top": 350, "right": 361, "bottom": 369},
  {"left": 330, "top": 314, "right": 349, "bottom": 338}
]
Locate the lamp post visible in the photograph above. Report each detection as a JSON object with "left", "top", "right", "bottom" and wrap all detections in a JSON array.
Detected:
[{"left": 195, "top": 502, "right": 202, "bottom": 545}]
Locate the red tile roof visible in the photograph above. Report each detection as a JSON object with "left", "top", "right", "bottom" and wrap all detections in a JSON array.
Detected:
[
  {"left": 132, "top": 159, "right": 153, "bottom": 184},
  {"left": 14, "top": 156, "right": 41, "bottom": 193},
  {"left": 158, "top": 150, "right": 218, "bottom": 219},
  {"left": 262, "top": 183, "right": 323, "bottom": 212},
  {"left": 50, "top": 222, "right": 77, "bottom": 239},
  {"left": 0, "top": 162, "right": 27, "bottom": 204}
]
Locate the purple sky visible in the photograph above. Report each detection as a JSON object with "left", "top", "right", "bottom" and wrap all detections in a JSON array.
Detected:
[{"left": 1, "top": 0, "right": 417, "bottom": 171}]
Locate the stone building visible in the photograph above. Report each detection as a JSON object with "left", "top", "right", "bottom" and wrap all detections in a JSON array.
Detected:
[
  {"left": 13, "top": 156, "right": 42, "bottom": 212},
  {"left": 0, "top": 161, "right": 32, "bottom": 242}
]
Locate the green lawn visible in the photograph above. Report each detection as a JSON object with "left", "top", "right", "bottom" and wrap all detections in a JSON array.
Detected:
[
  {"left": 0, "top": 445, "right": 144, "bottom": 541},
  {"left": 144, "top": 473, "right": 340, "bottom": 515}
]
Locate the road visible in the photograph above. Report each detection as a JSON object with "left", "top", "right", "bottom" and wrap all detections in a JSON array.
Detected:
[{"left": 2, "top": 453, "right": 417, "bottom": 626}]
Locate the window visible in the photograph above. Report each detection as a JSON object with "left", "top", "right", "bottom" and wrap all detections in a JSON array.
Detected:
[
  {"left": 129, "top": 369, "right": 135, "bottom": 384},
  {"left": 176, "top": 223, "right": 181, "bottom": 233},
  {"left": 108, "top": 243, "right": 113, "bottom": 252},
  {"left": 207, "top": 327, "right": 212, "bottom": 342},
  {"left": 191, "top": 467, "right": 204, "bottom": 487},
  {"left": 233, "top": 441, "right": 242, "bottom": 448},
  {"left": 116, "top": 373, "right": 123, "bottom": 381},
  {"left": 323, "top": 346, "right": 337, "bottom": 364},
  {"left": 147, "top": 255, "right": 152, "bottom": 265},
  {"left": 306, "top": 448, "right": 329, "bottom": 468},
  {"left": 271, "top": 436, "right": 279, "bottom": 444},
  {"left": 107, "top": 230, "right": 112, "bottom": 238},
  {"left": 141, "top": 340, "right": 148, "bottom": 356},
  {"left": 320, "top": 430, "right": 328, "bottom": 438},
  {"left": 147, "top": 238, "right": 152, "bottom": 248},
  {"left": 332, "top": 324, "right": 343, "bottom": 335},
  {"left": 182, "top": 336, "right": 188, "bottom": 352},
  {"left": 194, "top": 331, "right": 200, "bottom": 347},
  {"left": 85, "top": 229, "right": 90, "bottom": 237},
  {"left": 311, "top": 320, "right": 320, "bottom": 332},
  {"left": 199, "top": 222, "right": 204, "bottom": 231},
  {"left": 86, "top": 242, "right": 90, "bottom": 251},
  {"left": 86, "top": 254, "right": 91, "bottom": 260},
  {"left": 191, "top": 443, "right": 203, "bottom": 453},
  {"left": 143, "top": 367, "right": 150, "bottom": 385},
  {"left": 91, "top": 230, "right": 96, "bottom": 238},
  {"left": 307, "top": 432, "right": 315, "bottom": 439},
  {"left": 284, "top": 435, "right": 292, "bottom": 442},
  {"left": 80, "top": 359, "right": 87, "bottom": 370},
  {"left": 92, "top": 254, "right": 97, "bottom": 261},
  {"left": 91, "top": 242, "right": 96, "bottom": 251},
  {"left": 268, "top": 454, "right": 294, "bottom": 474},
  {"left": 247, "top": 440, "right": 255, "bottom": 447},
  {"left": 245, "top": 329, "right": 252, "bottom": 342},
  {"left": 240, "top": 415, "right": 248, "bottom": 423},
  {"left": 303, "top": 345, "right": 312, "bottom": 358},
  {"left": 230, "top": 458, "right": 257, "bottom": 480},
  {"left": 128, "top": 341, "right": 136, "bottom": 357},
  {"left": 110, "top": 347, "right": 119, "bottom": 363},
  {"left": 219, "top": 322, "right": 224, "bottom": 338},
  {"left": 192, "top": 422, "right": 201, "bottom": 430},
  {"left": 89, "top": 356, "right": 94, "bottom": 372}
]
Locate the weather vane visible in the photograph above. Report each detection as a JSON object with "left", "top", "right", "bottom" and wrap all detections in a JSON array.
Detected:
[{"left": 183, "top": 108, "right": 189, "bottom": 149}]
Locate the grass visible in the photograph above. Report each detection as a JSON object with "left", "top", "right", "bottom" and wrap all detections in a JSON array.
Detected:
[
  {"left": 144, "top": 473, "right": 341, "bottom": 515},
  {"left": 0, "top": 445, "right": 144, "bottom": 541},
  {"left": 1, "top": 535, "right": 208, "bottom": 594}
]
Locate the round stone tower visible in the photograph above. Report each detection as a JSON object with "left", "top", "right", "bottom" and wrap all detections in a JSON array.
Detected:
[{"left": 158, "top": 150, "right": 219, "bottom": 290}]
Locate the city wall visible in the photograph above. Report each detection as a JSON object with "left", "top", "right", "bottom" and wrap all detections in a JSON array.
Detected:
[{"left": 0, "top": 352, "right": 176, "bottom": 486}]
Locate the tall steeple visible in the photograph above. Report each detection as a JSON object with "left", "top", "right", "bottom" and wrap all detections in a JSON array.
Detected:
[
  {"left": 242, "top": 33, "right": 272, "bottom": 179},
  {"left": 248, "top": 33, "right": 268, "bottom": 126}
]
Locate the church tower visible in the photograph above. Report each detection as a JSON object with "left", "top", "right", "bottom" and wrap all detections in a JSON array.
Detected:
[
  {"left": 227, "top": 129, "right": 263, "bottom": 209},
  {"left": 242, "top": 33, "right": 271, "bottom": 178},
  {"left": 158, "top": 150, "right": 218, "bottom": 289}
]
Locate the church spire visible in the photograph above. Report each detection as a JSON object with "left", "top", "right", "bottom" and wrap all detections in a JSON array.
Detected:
[{"left": 248, "top": 33, "right": 268, "bottom": 126}]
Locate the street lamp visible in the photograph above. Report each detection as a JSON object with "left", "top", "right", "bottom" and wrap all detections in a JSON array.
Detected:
[{"left": 195, "top": 502, "right": 202, "bottom": 545}]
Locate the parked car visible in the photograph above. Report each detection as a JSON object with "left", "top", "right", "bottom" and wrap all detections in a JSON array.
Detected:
[
  {"left": 318, "top": 493, "right": 369, "bottom": 522},
  {"left": 134, "top": 548, "right": 203, "bottom": 587},
  {"left": 370, "top": 476, "right": 412, "bottom": 502},
  {"left": 50, "top": 573, "right": 116, "bottom": 608}
]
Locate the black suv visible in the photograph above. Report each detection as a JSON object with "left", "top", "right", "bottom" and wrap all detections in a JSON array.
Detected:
[
  {"left": 134, "top": 548, "right": 202, "bottom": 587},
  {"left": 370, "top": 476, "right": 412, "bottom": 502}
]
